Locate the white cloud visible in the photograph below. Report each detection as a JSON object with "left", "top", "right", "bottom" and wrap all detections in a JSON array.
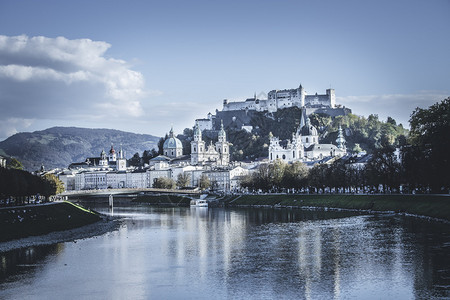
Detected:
[
  {"left": 0, "top": 117, "right": 34, "bottom": 139},
  {"left": 0, "top": 35, "right": 147, "bottom": 137}
]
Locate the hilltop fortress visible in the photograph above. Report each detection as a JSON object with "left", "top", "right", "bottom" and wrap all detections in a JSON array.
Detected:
[
  {"left": 197, "top": 84, "right": 350, "bottom": 132},
  {"left": 223, "top": 84, "right": 335, "bottom": 113}
]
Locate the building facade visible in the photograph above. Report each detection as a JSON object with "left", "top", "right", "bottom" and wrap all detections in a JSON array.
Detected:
[
  {"left": 223, "top": 84, "right": 336, "bottom": 113},
  {"left": 269, "top": 116, "right": 346, "bottom": 163},
  {"left": 191, "top": 121, "right": 230, "bottom": 166}
]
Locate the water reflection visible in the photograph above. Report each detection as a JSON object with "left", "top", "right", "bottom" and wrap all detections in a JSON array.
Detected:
[
  {"left": 0, "top": 244, "right": 62, "bottom": 283},
  {"left": 0, "top": 205, "right": 449, "bottom": 299}
]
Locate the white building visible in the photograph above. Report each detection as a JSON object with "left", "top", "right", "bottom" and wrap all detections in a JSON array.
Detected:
[
  {"left": 0, "top": 155, "right": 6, "bottom": 168},
  {"left": 191, "top": 120, "right": 231, "bottom": 166},
  {"left": 269, "top": 116, "right": 346, "bottom": 163},
  {"left": 269, "top": 133, "right": 303, "bottom": 162},
  {"left": 223, "top": 84, "right": 335, "bottom": 113},
  {"left": 163, "top": 127, "right": 183, "bottom": 158}
]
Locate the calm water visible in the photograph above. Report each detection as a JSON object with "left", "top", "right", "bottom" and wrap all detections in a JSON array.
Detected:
[{"left": 0, "top": 205, "right": 449, "bottom": 299}]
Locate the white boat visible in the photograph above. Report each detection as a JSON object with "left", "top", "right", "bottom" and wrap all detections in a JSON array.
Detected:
[{"left": 190, "top": 199, "right": 208, "bottom": 207}]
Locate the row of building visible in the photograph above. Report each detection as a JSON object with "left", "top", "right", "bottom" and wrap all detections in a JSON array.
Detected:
[
  {"left": 57, "top": 83, "right": 355, "bottom": 193},
  {"left": 60, "top": 122, "right": 251, "bottom": 193}
]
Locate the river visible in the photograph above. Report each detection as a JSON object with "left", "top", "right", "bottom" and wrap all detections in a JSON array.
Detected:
[{"left": 0, "top": 204, "right": 449, "bottom": 299}]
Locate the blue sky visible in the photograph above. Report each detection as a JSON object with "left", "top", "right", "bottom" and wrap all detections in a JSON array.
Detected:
[{"left": 0, "top": 0, "right": 449, "bottom": 141}]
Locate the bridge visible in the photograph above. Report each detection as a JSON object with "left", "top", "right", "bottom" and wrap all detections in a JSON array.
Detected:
[{"left": 60, "top": 188, "right": 202, "bottom": 197}]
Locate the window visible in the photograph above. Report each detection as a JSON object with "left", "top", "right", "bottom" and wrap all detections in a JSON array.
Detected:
[
  {"left": 306, "top": 137, "right": 309, "bottom": 143},
  {"left": 282, "top": 154, "right": 286, "bottom": 160}
]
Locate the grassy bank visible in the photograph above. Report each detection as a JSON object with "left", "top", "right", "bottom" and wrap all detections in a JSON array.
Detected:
[
  {"left": 0, "top": 202, "right": 101, "bottom": 242},
  {"left": 226, "top": 194, "right": 450, "bottom": 221},
  {"left": 131, "top": 194, "right": 192, "bottom": 206}
]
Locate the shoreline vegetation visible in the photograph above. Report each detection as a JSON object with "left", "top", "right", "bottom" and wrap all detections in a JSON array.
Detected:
[{"left": 0, "top": 201, "right": 110, "bottom": 244}]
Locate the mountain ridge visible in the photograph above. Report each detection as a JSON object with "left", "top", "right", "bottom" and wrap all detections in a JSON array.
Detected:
[{"left": 0, "top": 127, "right": 160, "bottom": 171}]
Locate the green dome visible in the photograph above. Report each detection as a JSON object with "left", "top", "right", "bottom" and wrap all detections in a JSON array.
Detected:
[
  {"left": 163, "top": 127, "right": 183, "bottom": 149},
  {"left": 163, "top": 136, "right": 183, "bottom": 149}
]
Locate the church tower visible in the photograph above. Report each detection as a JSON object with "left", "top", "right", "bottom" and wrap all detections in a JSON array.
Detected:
[
  {"left": 299, "top": 84, "right": 306, "bottom": 107},
  {"left": 116, "top": 146, "right": 127, "bottom": 171},
  {"left": 215, "top": 120, "right": 230, "bottom": 166},
  {"left": 99, "top": 149, "right": 108, "bottom": 167},
  {"left": 191, "top": 121, "right": 205, "bottom": 165},
  {"left": 108, "top": 145, "right": 117, "bottom": 162},
  {"left": 336, "top": 125, "right": 346, "bottom": 152}
]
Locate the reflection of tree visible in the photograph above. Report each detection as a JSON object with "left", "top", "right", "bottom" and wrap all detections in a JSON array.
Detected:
[{"left": 0, "top": 244, "right": 63, "bottom": 282}]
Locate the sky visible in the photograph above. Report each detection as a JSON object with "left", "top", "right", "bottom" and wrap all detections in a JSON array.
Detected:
[{"left": 0, "top": 0, "right": 449, "bottom": 141}]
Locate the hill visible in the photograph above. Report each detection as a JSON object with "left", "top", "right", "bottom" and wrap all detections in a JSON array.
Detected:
[
  {"left": 177, "top": 107, "right": 409, "bottom": 161},
  {"left": 0, "top": 127, "right": 159, "bottom": 171}
]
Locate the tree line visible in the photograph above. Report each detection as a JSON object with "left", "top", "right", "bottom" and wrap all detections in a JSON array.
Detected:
[
  {"left": 241, "top": 98, "right": 450, "bottom": 194},
  {"left": 0, "top": 166, "right": 65, "bottom": 204}
]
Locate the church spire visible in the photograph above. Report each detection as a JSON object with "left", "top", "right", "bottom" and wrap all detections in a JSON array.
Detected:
[
  {"left": 194, "top": 120, "right": 202, "bottom": 141},
  {"left": 218, "top": 120, "right": 226, "bottom": 142},
  {"left": 336, "top": 125, "right": 346, "bottom": 150}
]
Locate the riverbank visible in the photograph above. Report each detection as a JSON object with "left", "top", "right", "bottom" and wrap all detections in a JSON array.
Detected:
[
  {"left": 225, "top": 194, "right": 450, "bottom": 222},
  {"left": 0, "top": 201, "right": 104, "bottom": 243}
]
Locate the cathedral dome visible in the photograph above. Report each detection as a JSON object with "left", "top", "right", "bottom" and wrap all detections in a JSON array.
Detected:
[
  {"left": 163, "top": 136, "right": 183, "bottom": 149},
  {"left": 163, "top": 127, "right": 183, "bottom": 149}
]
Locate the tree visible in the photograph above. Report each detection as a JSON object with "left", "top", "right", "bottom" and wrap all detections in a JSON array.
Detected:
[
  {"left": 198, "top": 174, "right": 211, "bottom": 190},
  {"left": 128, "top": 152, "right": 142, "bottom": 167},
  {"left": 352, "top": 143, "right": 363, "bottom": 153},
  {"left": 281, "top": 161, "right": 309, "bottom": 190},
  {"left": 43, "top": 173, "right": 65, "bottom": 196},
  {"left": 8, "top": 158, "right": 23, "bottom": 170},
  {"left": 408, "top": 97, "right": 450, "bottom": 192},
  {"left": 153, "top": 177, "right": 176, "bottom": 189},
  {"left": 366, "top": 146, "right": 401, "bottom": 192},
  {"left": 308, "top": 164, "right": 330, "bottom": 193},
  {"left": 176, "top": 173, "right": 191, "bottom": 188},
  {"left": 142, "top": 149, "right": 158, "bottom": 165},
  {"left": 158, "top": 134, "right": 169, "bottom": 155},
  {"left": 268, "top": 159, "right": 286, "bottom": 190}
]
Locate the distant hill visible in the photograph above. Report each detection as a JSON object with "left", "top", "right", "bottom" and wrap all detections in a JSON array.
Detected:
[{"left": 0, "top": 127, "right": 160, "bottom": 171}]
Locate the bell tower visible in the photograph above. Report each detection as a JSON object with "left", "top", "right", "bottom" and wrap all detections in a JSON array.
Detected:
[
  {"left": 191, "top": 121, "right": 205, "bottom": 165},
  {"left": 215, "top": 120, "right": 230, "bottom": 166}
]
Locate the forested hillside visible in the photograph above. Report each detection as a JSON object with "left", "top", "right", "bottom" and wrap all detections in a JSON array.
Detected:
[
  {"left": 0, "top": 127, "right": 159, "bottom": 171},
  {"left": 227, "top": 108, "right": 408, "bottom": 161}
]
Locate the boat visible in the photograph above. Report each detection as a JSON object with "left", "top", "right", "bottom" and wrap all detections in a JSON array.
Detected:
[{"left": 190, "top": 199, "right": 208, "bottom": 207}]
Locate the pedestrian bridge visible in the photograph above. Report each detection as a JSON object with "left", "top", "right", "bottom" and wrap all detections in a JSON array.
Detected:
[{"left": 60, "top": 188, "right": 201, "bottom": 197}]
